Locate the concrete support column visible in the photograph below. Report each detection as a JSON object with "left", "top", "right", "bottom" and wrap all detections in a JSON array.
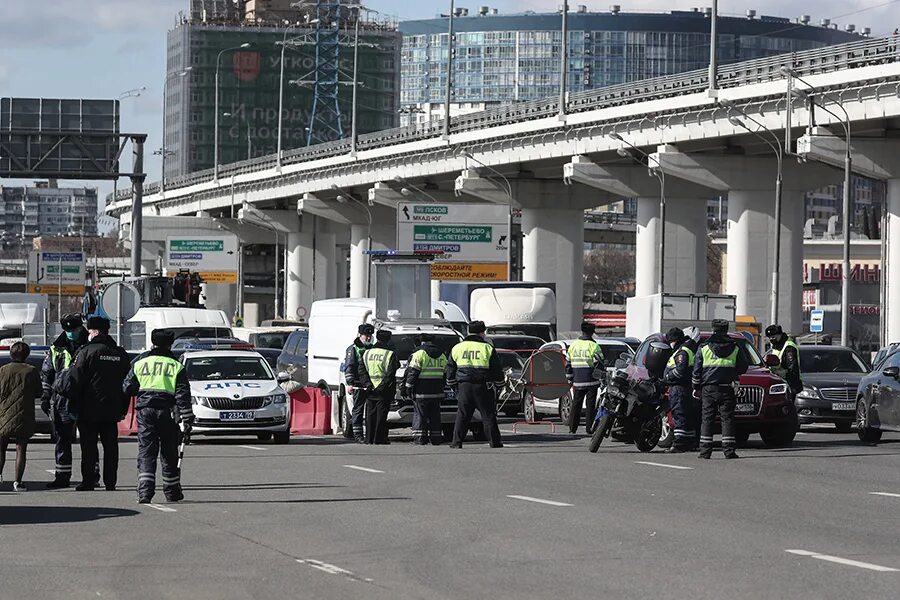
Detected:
[
  {"left": 726, "top": 189, "right": 804, "bottom": 332},
  {"left": 285, "top": 231, "right": 306, "bottom": 320},
  {"left": 636, "top": 197, "right": 708, "bottom": 296},
  {"left": 349, "top": 223, "right": 369, "bottom": 298},
  {"left": 521, "top": 207, "right": 584, "bottom": 334},
  {"left": 285, "top": 216, "right": 341, "bottom": 321},
  {"left": 887, "top": 179, "right": 900, "bottom": 342}
]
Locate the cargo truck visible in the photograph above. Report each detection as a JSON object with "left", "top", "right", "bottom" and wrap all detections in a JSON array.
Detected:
[{"left": 437, "top": 282, "right": 557, "bottom": 342}]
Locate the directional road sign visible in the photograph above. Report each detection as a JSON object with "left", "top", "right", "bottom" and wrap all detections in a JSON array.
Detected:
[
  {"left": 165, "top": 235, "right": 239, "bottom": 284},
  {"left": 27, "top": 251, "right": 85, "bottom": 296},
  {"left": 397, "top": 202, "right": 510, "bottom": 264}
]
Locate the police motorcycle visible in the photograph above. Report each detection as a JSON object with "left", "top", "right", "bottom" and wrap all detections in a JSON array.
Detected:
[{"left": 588, "top": 342, "right": 672, "bottom": 453}]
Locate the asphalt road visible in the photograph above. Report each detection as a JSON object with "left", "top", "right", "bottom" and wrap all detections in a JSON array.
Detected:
[{"left": 2, "top": 423, "right": 899, "bottom": 600}]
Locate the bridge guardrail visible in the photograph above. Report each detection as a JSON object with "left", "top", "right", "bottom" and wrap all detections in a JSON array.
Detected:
[{"left": 113, "top": 36, "right": 898, "bottom": 203}]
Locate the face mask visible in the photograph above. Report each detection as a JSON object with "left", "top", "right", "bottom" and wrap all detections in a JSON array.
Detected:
[
  {"left": 363, "top": 337, "right": 374, "bottom": 346},
  {"left": 65, "top": 330, "right": 79, "bottom": 341}
]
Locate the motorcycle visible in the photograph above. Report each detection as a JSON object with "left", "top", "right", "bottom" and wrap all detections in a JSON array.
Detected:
[{"left": 589, "top": 341, "right": 672, "bottom": 453}]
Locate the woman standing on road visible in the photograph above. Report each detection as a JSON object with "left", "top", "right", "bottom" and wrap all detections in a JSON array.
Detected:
[{"left": 0, "top": 342, "right": 43, "bottom": 491}]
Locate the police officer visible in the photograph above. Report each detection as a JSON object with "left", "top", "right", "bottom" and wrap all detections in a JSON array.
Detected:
[
  {"left": 358, "top": 329, "right": 398, "bottom": 445},
  {"left": 54, "top": 316, "right": 131, "bottom": 491},
  {"left": 344, "top": 323, "right": 374, "bottom": 443},
  {"left": 693, "top": 319, "right": 749, "bottom": 459},
  {"left": 765, "top": 324, "right": 802, "bottom": 398},
  {"left": 41, "top": 313, "right": 93, "bottom": 488},
  {"left": 663, "top": 326, "right": 700, "bottom": 453},
  {"left": 566, "top": 321, "right": 606, "bottom": 434},
  {"left": 446, "top": 320, "right": 503, "bottom": 449},
  {"left": 123, "top": 329, "right": 194, "bottom": 504},
  {"left": 404, "top": 333, "right": 447, "bottom": 446}
]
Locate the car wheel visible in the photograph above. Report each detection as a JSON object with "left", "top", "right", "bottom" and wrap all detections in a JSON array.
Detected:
[
  {"left": 558, "top": 391, "right": 573, "bottom": 424},
  {"left": 834, "top": 421, "right": 852, "bottom": 434},
  {"left": 856, "top": 400, "right": 883, "bottom": 443},
  {"left": 273, "top": 431, "right": 290, "bottom": 444},
  {"left": 341, "top": 391, "right": 354, "bottom": 440},
  {"left": 759, "top": 423, "right": 796, "bottom": 448},
  {"left": 657, "top": 413, "right": 673, "bottom": 449},
  {"left": 257, "top": 432, "right": 273, "bottom": 441},
  {"left": 523, "top": 393, "right": 537, "bottom": 423}
]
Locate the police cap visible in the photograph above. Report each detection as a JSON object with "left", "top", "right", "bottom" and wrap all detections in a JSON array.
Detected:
[
  {"left": 358, "top": 323, "right": 375, "bottom": 335},
  {"left": 765, "top": 324, "right": 783, "bottom": 338},
  {"left": 581, "top": 321, "right": 596, "bottom": 335},
  {"left": 711, "top": 319, "right": 729, "bottom": 334},
  {"left": 151, "top": 329, "right": 176, "bottom": 348},
  {"left": 86, "top": 316, "right": 110, "bottom": 332},
  {"left": 375, "top": 329, "right": 392, "bottom": 343},
  {"left": 60, "top": 313, "right": 83, "bottom": 331},
  {"left": 469, "top": 320, "right": 486, "bottom": 334}
]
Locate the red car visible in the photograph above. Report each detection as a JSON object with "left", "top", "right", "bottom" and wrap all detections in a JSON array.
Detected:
[{"left": 620, "top": 333, "right": 796, "bottom": 447}]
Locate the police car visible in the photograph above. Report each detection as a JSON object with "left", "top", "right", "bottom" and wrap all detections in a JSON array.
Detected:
[{"left": 181, "top": 350, "right": 292, "bottom": 443}]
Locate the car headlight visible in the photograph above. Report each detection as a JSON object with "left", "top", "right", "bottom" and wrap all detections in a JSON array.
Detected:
[
  {"left": 264, "top": 393, "right": 287, "bottom": 406},
  {"left": 796, "top": 386, "right": 819, "bottom": 400},
  {"left": 769, "top": 383, "right": 788, "bottom": 396}
]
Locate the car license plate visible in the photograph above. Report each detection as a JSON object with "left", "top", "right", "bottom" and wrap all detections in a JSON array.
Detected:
[
  {"left": 832, "top": 402, "right": 855, "bottom": 411},
  {"left": 735, "top": 403, "right": 756, "bottom": 414},
  {"left": 220, "top": 411, "right": 255, "bottom": 421}
]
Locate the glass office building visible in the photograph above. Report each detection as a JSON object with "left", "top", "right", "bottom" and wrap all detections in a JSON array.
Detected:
[{"left": 399, "top": 8, "right": 862, "bottom": 122}]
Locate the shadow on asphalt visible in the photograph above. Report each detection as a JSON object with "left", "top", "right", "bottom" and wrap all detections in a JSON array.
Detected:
[
  {"left": 0, "top": 506, "right": 138, "bottom": 525},
  {"left": 184, "top": 482, "right": 345, "bottom": 491},
  {"left": 186, "top": 496, "right": 410, "bottom": 504}
]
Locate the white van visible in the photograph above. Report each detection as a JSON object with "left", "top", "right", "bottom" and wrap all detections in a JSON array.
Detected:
[
  {"left": 129, "top": 307, "right": 232, "bottom": 350},
  {"left": 232, "top": 326, "right": 300, "bottom": 350},
  {"left": 432, "top": 300, "right": 468, "bottom": 336},
  {"left": 308, "top": 298, "right": 467, "bottom": 438}
]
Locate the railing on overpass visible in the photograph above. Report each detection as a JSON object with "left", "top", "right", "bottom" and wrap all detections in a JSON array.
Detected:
[{"left": 113, "top": 36, "right": 899, "bottom": 202}]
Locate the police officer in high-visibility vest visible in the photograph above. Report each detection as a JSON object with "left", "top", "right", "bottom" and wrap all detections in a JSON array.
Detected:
[
  {"left": 123, "top": 330, "right": 194, "bottom": 503},
  {"left": 693, "top": 319, "right": 749, "bottom": 459},
  {"left": 344, "top": 323, "right": 375, "bottom": 443},
  {"left": 765, "top": 324, "right": 802, "bottom": 398},
  {"left": 446, "top": 320, "right": 503, "bottom": 449},
  {"left": 404, "top": 333, "right": 448, "bottom": 445},
  {"left": 663, "top": 326, "right": 700, "bottom": 452},
  {"left": 358, "top": 329, "right": 399, "bottom": 445},
  {"left": 41, "top": 313, "right": 96, "bottom": 489},
  {"left": 565, "top": 321, "right": 606, "bottom": 434}
]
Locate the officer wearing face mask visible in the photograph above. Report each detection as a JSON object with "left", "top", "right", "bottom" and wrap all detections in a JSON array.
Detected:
[{"left": 41, "top": 313, "right": 96, "bottom": 489}]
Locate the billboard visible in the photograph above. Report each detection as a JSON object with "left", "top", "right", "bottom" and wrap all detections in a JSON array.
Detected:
[
  {"left": 0, "top": 98, "right": 120, "bottom": 179},
  {"left": 165, "top": 235, "right": 239, "bottom": 284}
]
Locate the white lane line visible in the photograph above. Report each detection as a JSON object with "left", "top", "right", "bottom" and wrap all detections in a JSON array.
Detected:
[
  {"left": 297, "top": 559, "right": 373, "bottom": 583},
  {"left": 785, "top": 549, "right": 899, "bottom": 572},
  {"left": 507, "top": 494, "right": 573, "bottom": 507},
  {"left": 870, "top": 492, "right": 900, "bottom": 499},
  {"left": 635, "top": 461, "right": 694, "bottom": 471},
  {"left": 238, "top": 445, "right": 267, "bottom": 451},
  {"left": 145, "top": 503, "right": 177, "bottom": 513},
  {"left": 342, "top": 465, "right": 384, "bottom": 474}
]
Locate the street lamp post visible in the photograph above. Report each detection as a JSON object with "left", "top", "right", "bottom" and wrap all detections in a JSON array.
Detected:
[
  {"left": 277, "top": 24, "right": 299, "bottom": 170},
  {"left": 609, "top": 133, "right": 666, "bottom": 295},
  {"left": 443, "top": 0, "right": 456, "bottom": 139},
  {"left": 559, "top": 0, "right": 568, "bottom": 120},
  {"left": 215, "top": 43, "right": 251, "bottom": 182},
  {"left": 160, "top": 68, "right": 192, "bottom": 194},
  {"left": 720, "top": 99, "right": 784, "bottom": 326},
  {"left": 781, "top": 66, "right": 854, "bottom": 346}
]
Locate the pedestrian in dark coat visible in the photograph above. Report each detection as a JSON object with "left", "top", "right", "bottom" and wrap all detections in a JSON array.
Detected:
[
  {"left": 0, "top": 342, "right": 42, "bottom": 491},
  {"left": 55, "top": 316, "right": 131, "bottom": 491}
]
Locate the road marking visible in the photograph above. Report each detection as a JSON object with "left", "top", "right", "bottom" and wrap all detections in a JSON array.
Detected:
[
  {"left": 145, "top": 503, "right": 177, "bottom": 513},
  {"left": 785, "top": 549, "right": 899, "bottom": 572},
  {"left": 342, "top": 465, "right": 384, "bottom": 474},
  {"left": 507, "top": 495, "right": 573, "bottom": 507},
  {"left": 297, "top": 559, "right": 373, "bottom": 583},
  {"left": 870, "top": 492, "right": 900, "bottom": 499},
  {"left": 238, "top": 445, "right": 267, "bottom": 451},
  {"left": 635, "top": 461, "right": 694, "bottom": 471}
]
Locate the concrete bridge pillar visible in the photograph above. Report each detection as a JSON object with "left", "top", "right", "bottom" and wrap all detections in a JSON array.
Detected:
[
  {"left": 887, "top": 180, "right": 900, "bottom": 342},
  {"left": 652, "top": 147, "right": 841, "bottom": 334}
]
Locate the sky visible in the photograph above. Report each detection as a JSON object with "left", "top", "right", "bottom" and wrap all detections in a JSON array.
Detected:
[{"left": 1, "top": 0, "right": 899, "bottom": 215}]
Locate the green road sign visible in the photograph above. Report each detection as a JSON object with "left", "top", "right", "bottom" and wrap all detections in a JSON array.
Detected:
[{"left": 413, "top": 225, "right": 492, "bottom": 243}]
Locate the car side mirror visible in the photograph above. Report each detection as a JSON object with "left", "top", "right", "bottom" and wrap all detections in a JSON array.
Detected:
[
  {"left": 764, "top": 354, "right": 780, "bottom": 368},
  {"left": 277, "top": 371, "right": 291, "bottom": 383},
  {"left": 882, "top": 366, "right": 900, "bottom": 379}
]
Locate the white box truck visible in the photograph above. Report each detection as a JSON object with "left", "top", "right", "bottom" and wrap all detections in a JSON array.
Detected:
[
  {"left": 625, "top": 293, "right": 737, "bottom": 341},
  {"left": 437, "top": 282, "right": 557, "bottom": 342}
]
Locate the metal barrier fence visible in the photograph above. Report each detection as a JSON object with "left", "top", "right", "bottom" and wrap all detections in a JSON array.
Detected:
[{"left": 116, "top": 36, "right": 899, "bottom": 200}]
